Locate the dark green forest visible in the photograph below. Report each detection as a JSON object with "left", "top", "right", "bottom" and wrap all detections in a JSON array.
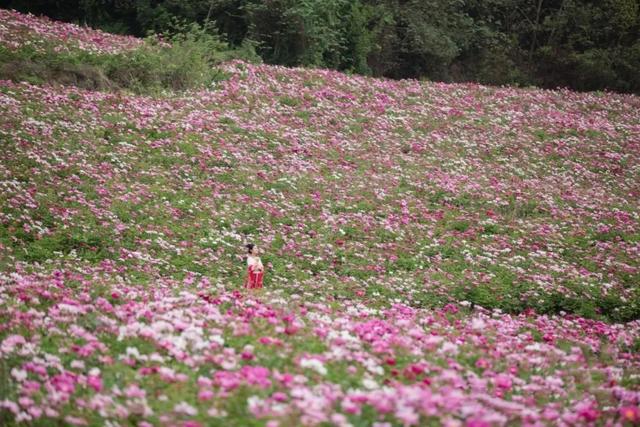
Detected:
[{"left": 2, "top": 0, "right": 639, "bottom": 93}]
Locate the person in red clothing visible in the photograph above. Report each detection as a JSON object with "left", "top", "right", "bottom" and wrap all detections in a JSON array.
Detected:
[{"left": 244, "top": 243, "right": 264, "bottom": 289}]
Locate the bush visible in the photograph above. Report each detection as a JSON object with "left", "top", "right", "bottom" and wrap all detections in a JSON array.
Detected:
[
  {"left": 107, "top": 20, "right": 260, "bottom": 92},
  {"left": 0, "top": 21, "right": 261, "bottom": 94}
]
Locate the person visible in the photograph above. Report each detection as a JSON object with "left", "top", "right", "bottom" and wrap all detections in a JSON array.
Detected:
[{"left": 244, "top": 243, "right": 264, "bottom": 289}]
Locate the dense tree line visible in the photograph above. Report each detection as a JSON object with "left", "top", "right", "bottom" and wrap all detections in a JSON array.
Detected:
[{"left": 2, "top": 0, "right": 639, "bottom": 93}]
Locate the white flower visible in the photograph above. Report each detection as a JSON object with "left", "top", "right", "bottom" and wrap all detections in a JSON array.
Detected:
[
  {"left": 11, "top": 368, "right": 27, "bottom": 382},
  {"left": 299, "top": 358, "right": 327, "bottom": 376},
  {"left": 471, "top": 317, "right": 486, "bottom": 331},
  {"left": 438, "top": 342, "right": 459, "bottom": 355},
  {"left": 70, "top": 360, "right": 85, "bottom": 370},
  {"left": 362, "top": 377, "right": 378, "bottom": 390},
  {"left": 174, "top": 402, "right": 198, "bottom": 416},
  {"left": 210, "top": 335, "right": 225, "bottom": 346}
]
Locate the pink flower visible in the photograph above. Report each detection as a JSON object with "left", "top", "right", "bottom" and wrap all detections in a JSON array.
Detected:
[
  {"left": 341, "top": 398, "right": 361, "bottom": 415},
  {"left": 21, "top": 380, "right": 40, "bottom": 396},
  {"left": 174, "top": 402, "right": 198, "bottom": 416},
  {"left": 87, "top": 375, "right": 102, "bottom": 392},
  {"left": 542, "top": 407, "right": 560, "bottom": 420},
  {"left": 259, "top": 336, "right": 272, "bottom": 345},
  {"left": 466, "top": 419, "right": 491, "bottom": 427},
  {"left": 51, "top": 372, "right": 76, "bottom": 395},
  {"left": 64, "top": 415, "right": 88, "bottom": 426},
  {"left": 183, "top": 273, "right": 195, "bottom": 285},
  {"left": 242, "top": 366, "right": 271, "bottom": 388},
  {"left": 284, "top": 323, "right": 300, "bottom": 335},
  {"left": 198, "top": 389, "right": 214, "bottom": 401},
  {"left": 494, "top": 374, "right": 512, "bottom": 390},
  {"left": 1, "top": 335, "right": 26, "bottom": 353},
  {"left": 620, "top": 406, "right": 640, "bottom": 423},
  {"left": 272, "top": 392, "right": 287, "bottom": 402},
  {"left": 443, "top": 303, "right": 459, "bottom": 314},
  {"left": 214, "top": 371, "right": 241, "bottom": 391},
  {"left": 197, "top": 376, "right": 213, "bottom": 388},
  {"left": 475, "top": 358, "right": 490, "bottom": 370},
  {"left": 395, "top": 406, "right": 419, "bottom": 426},
  {"left": 124, "top": 384, "right": 146, "bottom": 399},
  {"left": 409, "top": 364, "right": 425, "bottom": 375},
  {"left": 370, "top": 396, "right": 394, "bottom": 414},
  {"left": 576, "top": 400, "right": 599, "bottom": 422}
]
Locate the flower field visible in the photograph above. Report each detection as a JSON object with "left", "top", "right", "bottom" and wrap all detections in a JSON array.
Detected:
[
  {"left": 0, "top": 9, "right": 142, "bottom": 54},
  {"left": 1, "top": 9, "right": 640, "bottom": 426}
]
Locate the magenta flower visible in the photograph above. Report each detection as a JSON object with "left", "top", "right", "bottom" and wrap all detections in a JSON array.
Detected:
[
  {"left": 86, "top": 375, "right": 102, "bottom": 392},
  {"left": 620, "top": 406, "right": 640, "bottom": 423},
  {"left": 494, "top": 374, "right": 513, "bottom": 391}
]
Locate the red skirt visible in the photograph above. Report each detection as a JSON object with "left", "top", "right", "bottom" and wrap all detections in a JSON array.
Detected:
[{"left": 245, "top": 266, "right": 264, "bottom": 289}]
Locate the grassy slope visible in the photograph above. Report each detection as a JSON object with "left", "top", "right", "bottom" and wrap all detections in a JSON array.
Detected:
[{"left": 1, "top": 9, "right": 640, "bottom": 426}]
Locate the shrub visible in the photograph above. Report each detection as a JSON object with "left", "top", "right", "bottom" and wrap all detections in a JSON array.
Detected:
[{"left": 0, "top": 21, "right": 261, "bottom": 94}]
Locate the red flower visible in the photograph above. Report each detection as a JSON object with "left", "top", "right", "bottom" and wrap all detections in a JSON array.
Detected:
[{"left": 410, "top": 364, "right": 424, "bottom": 375}]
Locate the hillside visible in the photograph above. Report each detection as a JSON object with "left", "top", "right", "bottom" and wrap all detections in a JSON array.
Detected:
[{"left": 1, "top": 9, "right": 640, "bottom": 426}]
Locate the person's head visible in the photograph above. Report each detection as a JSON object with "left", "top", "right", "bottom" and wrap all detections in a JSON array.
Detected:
[{"left": 246, "top": 243, "right": 258, "bottom": 255}]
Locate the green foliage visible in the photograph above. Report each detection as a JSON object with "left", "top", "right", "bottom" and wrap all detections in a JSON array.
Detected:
[
  {"left": 107, "top": 26, "right": 226, "bottom": 91},
  {"left": 5, "top": 0, "right": 639, "bottom": 92},
  {"left": 18, "top": 231, "right": 114, "bottom": 263},
  {"left": 341, "top": 1, "right": 379, "bottom": 75},
  {"left": 448, "top": 220, "right": 470, "bottom": 232},
  {"left": 279, "top": 96, "right": 302, "bottom": 107},
  {"left": 0, "top": 21, "right": 259, "bottom": 94},
  {"left": 242, "top": 0, "right": 353, "bottom": 68}
]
